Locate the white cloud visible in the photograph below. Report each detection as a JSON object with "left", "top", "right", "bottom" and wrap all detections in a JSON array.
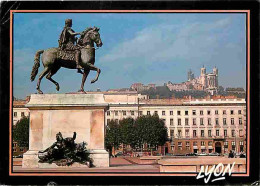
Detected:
[{"left": 100, "top": 17, "right": 232, "bottom": 66}]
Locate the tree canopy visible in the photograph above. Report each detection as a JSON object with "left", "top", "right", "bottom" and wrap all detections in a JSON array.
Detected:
[
  {"left": 13, "top": 116, "right": 29, "bottom": 147},
  {"left": 105, "top": 115, "right": 168, "bottom": 153}
]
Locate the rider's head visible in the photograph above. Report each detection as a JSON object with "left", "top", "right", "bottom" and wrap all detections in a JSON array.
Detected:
[{"left": 65, "top": 19, "right": 72, "bottom": 27}]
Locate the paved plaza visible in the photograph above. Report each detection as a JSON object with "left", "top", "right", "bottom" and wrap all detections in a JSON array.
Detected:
[{"left": 12, "top": 156, "right": 246, "bottom": 173}]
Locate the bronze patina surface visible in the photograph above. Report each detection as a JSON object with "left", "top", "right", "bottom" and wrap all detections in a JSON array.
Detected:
[{"left": 30, "top": 19, "right": 103, "bottom": 94}]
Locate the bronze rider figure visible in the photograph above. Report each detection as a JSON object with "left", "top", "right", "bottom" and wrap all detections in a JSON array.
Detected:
[{"left": 58, "top": 19, "right": 82, "bottom": 73}]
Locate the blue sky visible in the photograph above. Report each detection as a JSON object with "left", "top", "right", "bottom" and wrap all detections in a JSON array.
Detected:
[{"left": 13, "top": 13, "right": 246, "bottom": 99}]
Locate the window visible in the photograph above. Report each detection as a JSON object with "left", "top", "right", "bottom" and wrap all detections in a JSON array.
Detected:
[
  {"left": 223, "top": 118, "right": 227, "bottom": 125},
  {"left": 223, "top": 110, "right": 226, "bottom": 115},
  {"left": 193, "top": 130, "right": 197, "bottom": 137},
  {"left": 207, "top": 110, "right": 211, "bottom": 115},
  {"left": 193, "top": 141, "right": 197, "bottom": 146},
  {"left": 170, "top": 129, "right": 174, "bottom": 137},
  {"left": 192, "top": 110, "right": 196, "bottom": 115},
  {"left": 208, "top": 118, "right": 211, "bottom": 125},
  {"left": 185, "top": 118, "right": 189, "bottom": 125},
  {"left": 170, "top": 111, "right": 173, "bottom": 115},
  {"left": 216, "top": 130, "right": 219, "bottom": 136},
  {"left": 200, "top": 118, "right": 204, "bottom": 125},
  {"left": 123, "top": 111, "right": 126, "bottom": 116},
  {"left": 239, "top": 118, "right": 242, "bottom": 125},
  {"left": 20, "top": 148, "right": 24, "bottom": 152},
  {"left": 232, "top": 130, "right": 235, "bottom": 137},
  {"left": 224, "top": 130, "right": 227, "bottom": 137},
  {"left": 171, "top": 146, "right": 174, "bottom": 151},
  {"left": 115, "top": 111, "right": 118, "bottom": 116},
  {"left": 232, "top": 141, "right": 235, "bottom": 146},
  {"left": 185, "top": 129, "right": 189, "bottom": 137},
  {"left": 224, "top": 141, "right": 228, "bottom": 146},
  {"left": 170, "top": 119, "right": 174, "bottom": 126},
  {"left": 177, "top": 111, "right": 181, "bottom": 115},
  {"left": 162, "top": 111, "right": 165, "bottom": 115},
  {"left": 154, "top": 111, "right": 158, "bottom": 115},
  {"left": 21, "top": 112, "right": 25, "bottom": 117},
  {"left": 178, "top": 142, "right": 182, "bottom": 150},
  {"left": 231, "top": 118, "right": 234, "bottom": 125},
  {"left": 147, "top": 111, "right": 150, "bottom": 115},
  {"left": 186, "top": 142, "right": 190, "bottom": 150},
  {"left": 239, "top": 130, "right": 243, "bottom": 136},
  {"left": 178, "top": 118, "right": 181, "bottom": 126},
  {"left": 201, "top": 130, "right": 204, "bottom": 137},
  {"left": 208, "top": 141, "right": 213, "bottom": 146},
  {"left": 193, "top": 118, "right": 196, "bottom": 125},
  {"left": 215, "top": 110, "right": 219, "bottom": 115},
  {"left": 107, "top": 119, "right": 110, "bottom": 124},
  {"left": 185, "top": 111, "right": 188, "bottom": 115},
  {"left": 201, "top": 141, "right": 205, "bottom": 146},
  {"left": 115, "top": 119, "right": 119, "bottom": 124},
  {"left": 178, "top": 130, "right": 182, "bottom": 137},
  {"left": 208, "top": 130, "right": 212, "bottom": 137},
  {"left": 239, "top": 141, "right": 243, "bottom": 145},
  {"left": 139, "top": 111, "right": 143, "bottom": 116},
  {"left": 162, "top": 119, "right": 166, "bottom": 123},
  {"left": 231, "top": 110, "right": 234, "bottom": 115},
  {"left": 13, "top": 148, "right": 17, "bottom": 152},
  {"left": 200, "top": 110, "right": 203, "bottom": 115},
  {"left": 14, "top": 112, "right": 17, "bottom": 117},
  {"left": 238, "top": 110, "right": 242, "bottom": 114},
  {"left": 107, "top": 111, "right": 110, "bottom": 116},
  {"left": 215, "top": 118, "right": 219, "bottom": 125},
  {"left": 131, "top": 111, "right": 135, "bottom": 116}
]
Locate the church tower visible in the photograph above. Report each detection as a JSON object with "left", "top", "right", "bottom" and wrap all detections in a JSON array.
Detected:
[
  {"left": 200, "top": 65, "right": 207, "bottom": 88},
  {"left": 213, "top": 66, "right": 218, "bottom": 87}
]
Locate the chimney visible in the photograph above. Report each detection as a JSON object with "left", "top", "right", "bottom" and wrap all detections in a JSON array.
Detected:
[{"left": 26, "top": 96, "right": 30, "bottom": 103}]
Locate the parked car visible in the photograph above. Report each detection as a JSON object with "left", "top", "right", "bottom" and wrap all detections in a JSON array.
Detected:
[
  {"left": 239, "top": 153, "right": 246, "bottom": 158},
  {"left": 185, "top": 153, "right": 198, "bottom": 156},
  {"left": 13, "top": 154, "right": 23, "bottom": 158},
  {"left": 198, "top": 152, "right": 208, "bottom": 156},
  {"left": 209, "top": 152, "right": 220, "bottom": 156},
  {"left": 115, "top": 152, "right": 123, "bottom": 157}
]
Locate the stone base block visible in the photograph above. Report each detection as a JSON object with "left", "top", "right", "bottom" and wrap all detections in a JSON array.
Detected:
[
  {"left": 89, "top": 149, "right": 110, "bottom": 168},
  {"left": 22, "top": 150, "right": 109, "bottom": 168},
  {"left": 38, "top": 162, "right": 90, "bottom": 168},
  {"left": 22, "top": 150, "right": 39, "bottom": 168}
]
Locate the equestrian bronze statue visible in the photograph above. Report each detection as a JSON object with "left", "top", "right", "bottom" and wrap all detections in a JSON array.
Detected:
[{"left": 30, "top": 19, "right": 103, "bottom": 94}]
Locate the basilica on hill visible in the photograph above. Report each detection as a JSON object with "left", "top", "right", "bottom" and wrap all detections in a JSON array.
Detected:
[{"left": 166, "top": 66, "right": 219, "bottom": 95}]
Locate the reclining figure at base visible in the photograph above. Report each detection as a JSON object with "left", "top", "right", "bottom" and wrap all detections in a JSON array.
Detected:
[{"left": 38, "top": 132, "right": 93, "bottom": 167}]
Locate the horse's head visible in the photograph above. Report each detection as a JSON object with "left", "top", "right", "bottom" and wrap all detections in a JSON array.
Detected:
[{"left": 79, "top": 27, "right": 103, "bottom": 47}]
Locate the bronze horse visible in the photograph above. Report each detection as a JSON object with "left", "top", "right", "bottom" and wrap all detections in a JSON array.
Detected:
[{"left": 30, "top": 27, "right": 103, "bottom": 94}]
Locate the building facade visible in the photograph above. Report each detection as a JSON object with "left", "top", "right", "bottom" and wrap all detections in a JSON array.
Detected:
[
  {"left": 105, "top": 94, "right": 246, "bottom": 155},
  {"left": 13, "top": 93, "right": 246, "bottom": 156},
  {"left": 13, "top": 99, "right": 30, "bottom": 125}
]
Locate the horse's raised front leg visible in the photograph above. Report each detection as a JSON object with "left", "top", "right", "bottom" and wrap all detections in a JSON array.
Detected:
[
  {"left": 36, "top": 67, "right": 50, "bottom": 94},
  {"left": 78, "top": 69, "right": 90, "bottom": 93},
  {"left": 85, "top": 63, "right": 101, "bottom": 84}
]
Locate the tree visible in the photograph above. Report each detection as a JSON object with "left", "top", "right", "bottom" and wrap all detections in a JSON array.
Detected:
[
  {"left": 119, "top": 118, "right": 135, "bottom": 152},
  {"left": 134, "top": 115, "right": 168, "bottom": 154},
  {"left": 105, "top": 120, "right": 121, "bottom": 156},
  {"left": 13, "top": 116, "right": 29, "bottom": 147}
]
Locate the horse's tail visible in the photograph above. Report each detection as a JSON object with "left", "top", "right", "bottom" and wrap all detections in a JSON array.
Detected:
[{"left": 31, "top": 50, "right": 44, "bottom": 82}]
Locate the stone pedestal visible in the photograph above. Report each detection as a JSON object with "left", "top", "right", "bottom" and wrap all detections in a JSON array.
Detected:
[{"left": 22, "top": 94, "right": 109, "bottom": 168}]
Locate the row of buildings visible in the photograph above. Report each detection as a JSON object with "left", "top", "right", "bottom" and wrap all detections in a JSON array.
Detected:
[{"left": 13, "top": 92, "right": 246, "bottom": 156}]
